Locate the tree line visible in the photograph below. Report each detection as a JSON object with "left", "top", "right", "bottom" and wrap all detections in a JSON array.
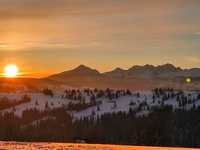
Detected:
[{"left": 0, "top": 105, "right": 200, "bottom": 147}]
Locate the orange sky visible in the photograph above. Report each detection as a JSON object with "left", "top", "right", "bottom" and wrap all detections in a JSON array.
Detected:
[{"left": 0, "top": 0, "right": 200, "bottom": 77}]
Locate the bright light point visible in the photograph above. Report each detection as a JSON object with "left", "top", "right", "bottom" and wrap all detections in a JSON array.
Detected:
[
  {"left": 4, "top": 64, "right": 18, "bottom": 78},
  {"left": 186, "top": 77, "right": 192, "bottom": 83}
]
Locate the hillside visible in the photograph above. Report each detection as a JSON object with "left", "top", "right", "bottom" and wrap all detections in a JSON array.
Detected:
[
  {"left": 1, "top": 88, "right": 200, "bottom": 119},
  {"left": 1, "top": 88, "right": 200, "bottom": 146}
]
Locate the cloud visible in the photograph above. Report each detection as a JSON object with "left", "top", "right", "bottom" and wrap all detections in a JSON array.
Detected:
[
  {"left": 0, "top": 0, "right": 200, "bottom": 19},
  {"left": 0, "top": 0, "right": 200, "bottom": 54},
  {"left": 0, "top": 0, "right": 137, "bottom": 19}
]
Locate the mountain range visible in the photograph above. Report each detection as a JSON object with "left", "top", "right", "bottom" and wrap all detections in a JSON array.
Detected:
[
  {"left": 45, "top": 64, "right": 200, "bottom": 90},
  {"left": 47, "top": 63, "right": 200, "bottom": 79},
  {"left": 0, "top": 64, "right": 200, "bottom": 90}
]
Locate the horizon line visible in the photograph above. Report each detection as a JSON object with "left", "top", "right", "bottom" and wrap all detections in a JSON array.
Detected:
[{"left": 0, "top": 63, "right": 200, "bottom": 79}]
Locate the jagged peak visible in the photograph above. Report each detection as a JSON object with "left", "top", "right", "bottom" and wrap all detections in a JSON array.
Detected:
[
  {"left": 113, "top": 67, "right": 125, "bottom": 72},
  {"left": 157, "top": 63, "right": 176, "bottom": 68},
  {"left": 75, "top": 64, "right": 92, "bottom": 70},
  {"left": 129, "top": 63, "right": 182, "bottom": 71},
  {"left": 156, "top": 63, "right": 182, "bottom": 72},
  {"left": 129, "top": 64, "right": 155, "bottom": 70},
  {"left": 70, "top": 64, "right": 100, "bottom": 75}
]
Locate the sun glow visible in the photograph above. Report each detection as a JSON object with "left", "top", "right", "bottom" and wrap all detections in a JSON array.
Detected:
[
  {"left": 4, "top": 64, "right": 19, "bottom": 78},
  {"left": 186, "top": 77, "right": 192, "bottom": 83}
]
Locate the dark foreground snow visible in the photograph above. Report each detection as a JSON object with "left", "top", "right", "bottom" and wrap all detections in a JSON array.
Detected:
[{"left": 0, "top": 142, "right": 198, "bottom": 150}]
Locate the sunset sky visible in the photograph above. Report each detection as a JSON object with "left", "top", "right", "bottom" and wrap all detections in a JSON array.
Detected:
[{"left": 0, "top": 0, "right": 200, "bottom": 77}]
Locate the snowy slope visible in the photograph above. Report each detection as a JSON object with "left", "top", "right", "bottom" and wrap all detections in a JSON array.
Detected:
[
  {"left": 0, "top": 89, "right": 200, "bottom": 119},
  {"left": 0, "top": 92, "right": 71, "bottom": 116}
]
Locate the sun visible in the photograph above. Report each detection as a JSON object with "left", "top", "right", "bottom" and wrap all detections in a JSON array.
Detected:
[{"left": 4, "top": 64, "right": 19, "bottom": 78}]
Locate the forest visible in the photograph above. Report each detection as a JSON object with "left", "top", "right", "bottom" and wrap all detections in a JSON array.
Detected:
[{"left": 0, "top": 104, "right": 200, "bottom": 148}]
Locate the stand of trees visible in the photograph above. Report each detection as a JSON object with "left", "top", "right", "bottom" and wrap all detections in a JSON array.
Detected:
[
  {"left": 0, "top": 95, "right": 31, "bottom": 110},
  {"left": 1, "top": 88, "right": 200, "bottom": 147},
  {"left": 0, "top": 106, "right": 200, "bottom": 147}
]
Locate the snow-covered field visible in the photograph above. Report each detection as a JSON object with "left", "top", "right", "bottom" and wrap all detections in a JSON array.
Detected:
[
  {"left": 1, "top": 89, "right": 200, "bottom": 120},
  {"left": 0, "top": 92, "right": 71, "bottom": 116},
  {"left": 0, "top": 142, "right": 198, "bottom": 150}
]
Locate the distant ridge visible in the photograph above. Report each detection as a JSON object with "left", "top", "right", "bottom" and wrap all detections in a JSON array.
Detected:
[
  {"left": 1, "top": 64, "right": 200, "bottom": 90},
  {"left": 48, "top": 63, "right": 200, "bottom": 77},
  {"left": 105, "top": 63, "right": 183, "bottom": 78},
  {"left": 44, "top": 63, "right": 200, "bottom": 90},
  {"left": 47, "top": 63, "right": 200, "bottom": 79},
  {"left": 50, "top": 65, "right": 100, "bottom": 78},
  {"left": 47, "top": 65, "right": 102, "bottom": 87}
]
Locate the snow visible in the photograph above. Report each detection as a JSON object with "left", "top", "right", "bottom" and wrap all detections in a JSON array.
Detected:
[
  {"left": 73, "top": 95, "right": 136, "bottom": 119},
  {"left": 0, "top": 141, "right": 197, "bottom": 150},
  {"left": 72, "top": 91, "right": 154, "bottom": 119},
  {"left": 0, "top": 92, "right": 72, "bottom": 116},
  {"left": 0, "top": 93, "right": 23, "bottom": 101},
  {"left": 0, "top": 90, "right": 200, "bottom": 120}
]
